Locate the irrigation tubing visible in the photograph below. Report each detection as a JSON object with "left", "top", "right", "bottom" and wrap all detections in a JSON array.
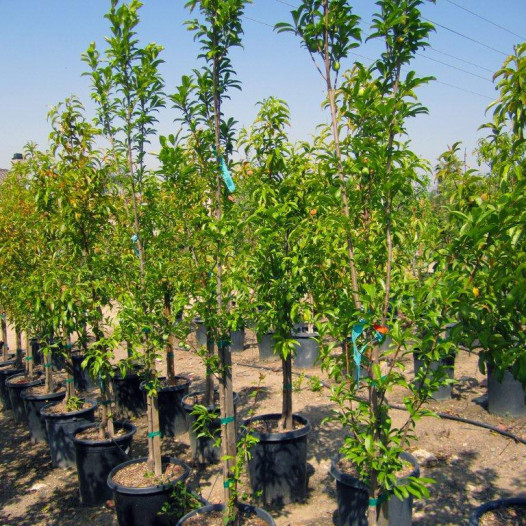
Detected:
[{"left": 234, "top": 360, "right": 526, "bottom": 446}]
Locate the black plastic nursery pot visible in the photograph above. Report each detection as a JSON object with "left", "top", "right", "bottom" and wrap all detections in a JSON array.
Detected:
[
  {"left": 107, "top": 456, "right": 190, "bottom": 526},
  {"left": 257, "top": 332, "right": 275, "bottom": 362},
  {"left": 413, "top": 353, "right": 455, "bottom": 401},
  {"left": 487, "top": 367, "right": 526, "bottom": 417},
  {"left": 469, "top": 497, "right": 526, "bottom": 525},
  {"left": 6, "top": 372, "right": 44, "bottom": 424},
  {"left": 113, "top": 368, "right": 146, "bottom": 419},
  {"left": 176, "top": 502, "right": 276, "bottom": 526},
  {"left": 230, "top": 328, "right": 246, "bottom": 352},
  {"left": 293, "top": 330, "right": 320, "bottom": 369},
  {"left": 41, "top": 399, "right": 97, "bottom": 468},
  {"left": 72, "top": 352, "right": 96, "bottom": 392},
  {"left": 20, "top": 386, "right": 66, "bottom": 443},
  {"left": 244, "top": 413, "right": 311, "bottom": 507},
  {"left": 330, "top": 451, "right": 420, "bottom": 526},
  {"left": 194, "top": 318, "right": 207, "bottom": 348},
  {"left": 0, "top": 365, "right": 24, "bottom": 411},
  {"left": 182, "top": 391, "right": 240, "bottom": 465},
  {"left": 73, "top": 421, "right": 137, "bottom": 506},
  {"left": 140, "top": 376, "right": 191, "bottom": 437}
]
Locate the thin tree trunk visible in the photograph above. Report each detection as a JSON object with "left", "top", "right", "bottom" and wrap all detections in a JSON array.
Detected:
[
  {"left": 25, "top": 332, "right": 34, "bottom": 380},
  {"left": 15, "top": 328, "right": 22, "bottom": 368},
  {"left": 218, "top": 341, "right": 236, "bottom": 506},
  {"left": 204, "top": 329, "right": 215, "bottom": 406},
  {"left": 44, "top": 350, "right": 54, "bottom": 394},
  {"left": 163, "top": 291, "right": 176, "bottom": 385},
  {"left": 280, "top": 353, "right": 293, "bottom": 430},
  {"left": 1, "top": 315, "right": 7, "bottom": 362},
  {"left": 146, "top": 393, "right": 162, "bottom": 476}
]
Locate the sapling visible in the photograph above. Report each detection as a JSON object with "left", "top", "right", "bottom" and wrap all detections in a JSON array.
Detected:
[
  {"left": 172, "top": 0, "right": 251, "bottom": 521},
  {"left": 277, "top": 1, "right": 458, "bottom": 524},
  {"left": 238, "top": 97, "right": 321, "bottom": 431},
  {"left": 85, "top": 0, "right": 167, "bottom": 473}
]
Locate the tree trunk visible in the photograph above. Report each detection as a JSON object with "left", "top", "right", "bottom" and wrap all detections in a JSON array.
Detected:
[
  {"left": 25, "top": 332, "right": 34, "bottom": 380},
  {"left": 1, "top": 315, "right": 7, "bottom": 362},
  {"left": 44, "top": 350, "right": 54, "bottom": 394},
  {"left": 146, "top": 392, "right": 162, "bottom": 476},
  {"left": 99, "top": 380, "right": 115, "bottom": 439},
  {"left": 204, "top": 328, "right": 215, "bottom": 406},
  {"left": 15, "top": 328, "right": 22, "bottom": 368},
  {"left": 280, "top": 353, "right": 293, "bottom": 430},
  {"left": 218, "top": 341, "right": 236, "bottom": 507},
  {"left": 163, "top": 291, "right": 176, "bottom": 385}
]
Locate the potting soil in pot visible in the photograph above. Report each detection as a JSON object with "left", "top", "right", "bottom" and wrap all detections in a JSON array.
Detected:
[
  {"left": 112, "top": 461, "right": 186, "bottom": 488},
  {"left": 182, "top": 511, "right": 268, "bottom": 526}
]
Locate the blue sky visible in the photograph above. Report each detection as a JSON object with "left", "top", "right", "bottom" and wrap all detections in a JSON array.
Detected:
[{"left": 1, "top": 0, "right": 524, "bottom": 171}]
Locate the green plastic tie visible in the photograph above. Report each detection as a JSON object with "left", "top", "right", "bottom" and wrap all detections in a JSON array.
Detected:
[
  {"left": 65, "top": 344, "right": 73, "bottom": 350},
  {"left": 223, "top": 478, "right": 234, "bottom": 488},
  {"left": 167, "top": 351, "right": 174, "bottom": 357},
  {"left": 148, "top": 431, "right": 162, "bottom": 438},
  {"left": 65, "top": 378, "right": 74, "bottom": 384},
  {"left": 369, "top": 498, "right": 378, "bottom": 506},
  {"left": 220, "top": 416, "right": 235, "bottom": 425},
  {"left": 284, "top": 383, "right": 293, "bottom": 390},
  {"left": 216, "top": 340, "right": 230, "bottom": 349},
  {"left": 44, "top": 363, "right": 53, "bottom": 368},
  {"left": 24, "top": 356, "right": 33, "bottom": 361}
]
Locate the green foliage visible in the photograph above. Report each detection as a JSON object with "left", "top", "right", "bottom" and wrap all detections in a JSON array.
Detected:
[
  {"left": 65, "top": 395, "right": 84, "bottom": 412},
  {"left": 160, "top": 482, "right": 202, "bottom": 521}
]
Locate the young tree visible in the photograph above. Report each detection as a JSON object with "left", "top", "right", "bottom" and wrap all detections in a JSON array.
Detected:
[
  {"left": 84, "top": 0, "right": 166, "bottom": 473},
  {"left": 277, "top": 2, "right": 455, "bottom": 524},
  {"left": 238, "top": 97, "right": 321, "bottom": 430}
]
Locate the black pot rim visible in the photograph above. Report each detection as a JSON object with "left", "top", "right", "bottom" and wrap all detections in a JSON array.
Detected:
[
  {"left": 469, "top": 497, "right": 526, "bottom": 525},
  {"left": 140, "top": 375, "right": 191, "bottom": 394},
  {"left": 330, "top": 451, "right": 420, "bottom": 491},
  {"left": 20, "top": 386, "right": 65, "bottom": 401},
  {"left": 182, "top": 390, "right": 240, "bottom": 414},
  {"left": 242, "top": 413, "right": 311, "bottom": 442},
  {"left": 0, "top": 359, "right": 16, "bottom": 368},
  {"left": 40, "top": 398, "right": 98, "bottom": 419},
  {"left": 72, "top": 420, "right": 137, "bottom": 446},
  {"left": 176, "top": 502, "right": 275, "bottom": 526},
  {"left": 6, "top": 372, "right": 44, "bottom": 388},
  {"left": 0, "top": 366, "right": 25, "bottom": 376},
  {"left": 107, "top": 456, "right": 190, "bottom": 495}
]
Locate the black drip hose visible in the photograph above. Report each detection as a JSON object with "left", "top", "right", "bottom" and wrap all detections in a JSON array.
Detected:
[{"left": 234, "top": 360, "right": 526, "bottom": 445}]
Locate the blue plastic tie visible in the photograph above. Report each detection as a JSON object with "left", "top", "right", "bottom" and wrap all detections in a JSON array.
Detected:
[
  {"left": 219, "top": 157, "right": 235, "bottom": 193},
  {"left": 351, "top": 322, "right": 367, "bottom": 384}
]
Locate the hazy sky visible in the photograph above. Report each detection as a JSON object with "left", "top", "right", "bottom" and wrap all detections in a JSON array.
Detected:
[{"left": 1, "top": 0, "right": 524, "bottom": 171}]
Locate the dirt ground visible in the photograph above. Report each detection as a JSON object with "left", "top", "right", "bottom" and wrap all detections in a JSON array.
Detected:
[{"left": 0, "top": 329, "right": 525, "bottom": 526}]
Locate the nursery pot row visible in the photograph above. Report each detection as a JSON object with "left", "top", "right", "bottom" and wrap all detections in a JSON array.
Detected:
[{"left": 6, "top": 372, "right": 44, "bottom": 423}]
